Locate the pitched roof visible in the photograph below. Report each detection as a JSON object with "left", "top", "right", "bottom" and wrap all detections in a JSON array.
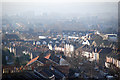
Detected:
[
  {"left": 44, "top": 54, "right": 51, "bottom": 59},
  {"left": 36, "top": 69, "right": 54, "bottom": 78},
  {"left": 26, "top": 56, "right": 39, "bottom": 66},
  {"left": 50, "top": 67, "right": 65, "bottom": 79},
  {"left": 88, "top": 40, "right": 94, "bottom": 45},
  {"left": 53, "top": 65, "right": 69, "bottom": 76},
  {"left": 59, "top": 58, "right": 69, "bottom": 65},
  {"left": 49, "top": 55, "right": 60, "bottom": 64}
]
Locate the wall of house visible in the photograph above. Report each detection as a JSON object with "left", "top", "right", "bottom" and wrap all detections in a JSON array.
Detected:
[{"left": 105, "top": 56, "right": 120, "bottom": 68}]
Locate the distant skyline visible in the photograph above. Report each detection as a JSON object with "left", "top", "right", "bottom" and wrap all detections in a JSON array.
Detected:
[
  {"left": 2, "top": 1, "right": 118, "bottom": 31},
  {"left": 2, "top": 2, "right": 118, "bottom": 17}
]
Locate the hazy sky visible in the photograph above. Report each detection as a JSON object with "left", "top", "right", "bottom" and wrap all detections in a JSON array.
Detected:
[
  {"left": 2, "top": 2, "right": 118, "bottom": 17},
  {"left": 1, "top": 0, "right": 119, "bottom": 31},
  {"left": 2, "top": 0, "right": 119, "bottom": 2}
]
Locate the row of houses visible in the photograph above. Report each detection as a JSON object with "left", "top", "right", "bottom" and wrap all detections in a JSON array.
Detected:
[
  {"left": 2, "top": 66, "right": 21, "bottom": 74},
  {"left": 7, "top": 47, "right": 16, "bottom": 56},
  {"left": 24, "top": 53, "right": 70, "bottom": 79},
  {"left": 105, "top": 56, "right": 120, "bottom": 69},
  {"left": 48, "top": 43, "right": 74, "bottom": 53},
  {"left": 80, "top": 47, "right": 102, "bottom": 62},
  {"left": 2, "top": 53, "right": 70, "bottom": 79}
]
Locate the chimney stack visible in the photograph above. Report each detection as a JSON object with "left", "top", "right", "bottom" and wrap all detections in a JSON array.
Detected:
[{"left": 95, "top": 48, "right": 97, "bottom": 53}]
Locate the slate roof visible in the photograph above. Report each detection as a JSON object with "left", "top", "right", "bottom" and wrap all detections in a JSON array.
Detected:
[
  {"left": 93, "top": 47, "right": 112, "bottom": 54},
  {"left": 2, "top": 71, "right": 44, "bottom": 80},
  {"left": 3, "top": 34, "right": 20, "bottom": 40},
  {"left": 49, "top": 55, "right": 61, "bottom": 64},
  {"left": 49, "top": 66, "right": 65, "bottom": 79},
  {"left": 88, "top": 40, "right": 94, "bottom": 45},
  {"left": 38, "top": 69, "right": 54, "bottom": 78},
  {"left": 106, "top": 52, "right": 120, "bottom": 60},
  {"left": 53, "top": 65, "right": 69, "bottom": 76}
]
